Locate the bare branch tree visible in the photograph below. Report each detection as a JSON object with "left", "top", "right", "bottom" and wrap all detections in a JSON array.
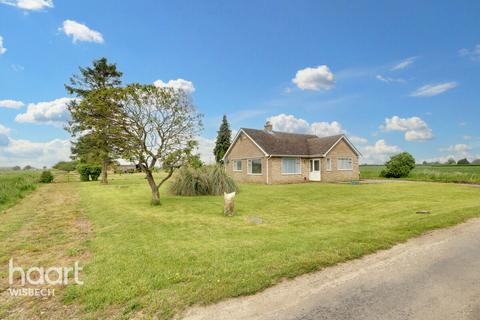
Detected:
[{"left": 114, "top": 84, "right": 202, "bottom": 205}]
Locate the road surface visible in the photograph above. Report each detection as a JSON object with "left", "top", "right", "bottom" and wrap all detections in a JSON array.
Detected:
[{"left": 182, "top": 218, "right": 480, "bottom": 320}]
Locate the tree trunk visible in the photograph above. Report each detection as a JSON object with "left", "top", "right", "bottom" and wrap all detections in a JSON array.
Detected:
[
  {"left": 101, "top": 159, "right": 109, "bottom": 184},
  {"left": 145, "top": 170, "right": 160, "bottom": 205}
]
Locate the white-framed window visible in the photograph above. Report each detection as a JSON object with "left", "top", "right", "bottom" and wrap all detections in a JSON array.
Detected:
[
  {"left": 337, "top": 157, "right": 353, "bottom": 170},
  {"left": 282, "top": 158, "right": 301, "bottom": 174},
  {"left": 233, "top": 160, "right": 242, "bottom": 172},
  {"left": 326, "top": 158, "right": 332, "bottom": 171},
  {"left": 247, "top": 159, "right": 262, "bottom": 175}
]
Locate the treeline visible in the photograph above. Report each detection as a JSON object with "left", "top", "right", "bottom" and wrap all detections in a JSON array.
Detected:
[{"left": 422, "top": 158, "right": 480, "bottom": 165}]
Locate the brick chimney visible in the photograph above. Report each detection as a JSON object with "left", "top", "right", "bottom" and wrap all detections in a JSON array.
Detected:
[{"left": 264, "top": 121, "right": 273, "bottom": 132}]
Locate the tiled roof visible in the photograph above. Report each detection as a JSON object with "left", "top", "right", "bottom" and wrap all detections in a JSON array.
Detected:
[{"left": 241, "top": 128, "right": 348, "bottom": 156}]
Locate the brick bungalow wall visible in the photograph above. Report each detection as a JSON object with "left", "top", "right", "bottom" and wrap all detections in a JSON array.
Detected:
[{"left": 226, "top": 132, "right": 360, "bottom": 184}]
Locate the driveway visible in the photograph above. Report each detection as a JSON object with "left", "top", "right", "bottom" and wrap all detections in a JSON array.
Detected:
[{"left": 182, "top": 218, "right": 480, "bottom": 320}]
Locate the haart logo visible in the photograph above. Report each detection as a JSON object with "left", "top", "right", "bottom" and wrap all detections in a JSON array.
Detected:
[{"left": 7, "top": 258, "right": 84, "bottom": 297}]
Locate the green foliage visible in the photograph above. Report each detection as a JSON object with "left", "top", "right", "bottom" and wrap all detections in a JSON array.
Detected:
[
  {"left": 213, "top": 115, "right": 232, "bottom": 163},
  {"left": 67, "top": 174, "right": 480, "bottom": 319},
  {"left": 380, "top": 152, "right": 416, "bottom": 178},
  {"left": 89, "top": 165, "right": 102, "bottom": 181},
  {"left": 187, "top": 154, "right": 204, "bottom": 169},
  {"left": 446, "top": 158, "right": 456, "bottom": 165},
  {"left": 457, "top": 158, "right": 470, "bottom": 165},
  {"left": 77, "top": 164, "right": 102, "bottom": 181},
  {"left": 361, "top": 164, "right": 480, "bottom": 184},
  {"left": 12, "top": 166, "right": 21, "bottom": 171},
  {"left": 0, "top": 171, "right": 39, "bottom": 210},
  {"left": 77, "top": 164, "right": 91, "bottom": 181},
  {"left": 23, "top": 165, "right": 34, "bottom": 171},
  {"left": 53, "top": 160, "right": 78, "bottom": 172},
  {"left": 170, "top": 165, "right": 238, "bottom": 196},
  {"left": 39, "top": 171, "right": 54, "bottom": 183},
  {"left": 66, "top": 58, "right": 124, "bottom": 184}
]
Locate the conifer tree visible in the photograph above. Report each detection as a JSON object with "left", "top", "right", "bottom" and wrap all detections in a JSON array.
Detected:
[{"left": 213, "top": 115, "right": 232, "bottom": 163}]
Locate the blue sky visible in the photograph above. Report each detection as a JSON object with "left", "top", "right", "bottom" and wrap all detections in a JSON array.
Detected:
[{"left": 0, "top": 0, "right": 479, "bottom": 166}]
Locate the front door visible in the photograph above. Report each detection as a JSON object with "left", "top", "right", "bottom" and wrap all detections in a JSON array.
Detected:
[{"left": 309, "top": 159, "right": 321, "bottom": 181}]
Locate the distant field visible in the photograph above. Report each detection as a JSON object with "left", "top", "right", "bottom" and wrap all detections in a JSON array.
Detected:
[
  {"left": 361, "top": 165, "right": 480, "bottom": 184},
  {"left": 0, "top": 171, "right": 40, "bottom": 212}
]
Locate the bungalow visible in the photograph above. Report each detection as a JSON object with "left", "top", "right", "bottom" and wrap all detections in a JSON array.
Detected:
[{"left": 223, "top": 121, "right": 361, "bottom": 184}]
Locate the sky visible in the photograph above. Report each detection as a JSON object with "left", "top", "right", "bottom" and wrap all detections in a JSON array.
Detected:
[{"left": 0, "top": 0, "right": 479, "bottom": 167}]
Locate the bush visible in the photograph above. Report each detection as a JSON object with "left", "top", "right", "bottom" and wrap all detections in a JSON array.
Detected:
[
  {"left": 457, "top": 158, "right": 470, "bottom": 165},
  {"left": 77, "top": 164, "right": 102, "bottom": 181},
  {"left": 381, "top": 152, "right": 416, "bottom": 178},
  {"left": 77, "top": 164, "right": 91, "bottom": 181},
  {"left": 170, "top": 165, "right": 238, "bottom": 196},
  {"left": 89, "top": 165, "right": 102, "bottom": 181},
  {"left": 39, "top": 170, "right": 54, "bottom": 183},
  {"left": 53, "top": 161, "right": 78, "bottom": 172}
]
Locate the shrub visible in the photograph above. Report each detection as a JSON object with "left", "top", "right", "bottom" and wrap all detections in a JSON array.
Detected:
[
  {"left": 381, "top": 152, "right": 416, "bottom": 178},
  {"left": 39, "top": 171, "right": 54, "bottom": 183},
  {"left": 89, "top": 165, "right": 102, "bottom": 181},
  {"left": 77, "top": 164, "right": 102, "bottom": 181},
  {"left": 53, "top": 161, "right": 78, "bottom": 172},
  {"left": 446, "top": 158, "right": 456, "bottom": 165},
  {"left": 457, "top": 158, "right": 470, "bottom": 165},
  {"left": 170, "top": 165, "right": 238, "bottom": 196},
  {"left": 77, "top": 164, "right": 91, "bottom": 181}
]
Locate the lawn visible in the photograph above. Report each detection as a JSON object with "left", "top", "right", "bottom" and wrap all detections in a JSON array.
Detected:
[
  {"left": 361, "top": 164, "right": 480, "bottom": 184},
  {"left": 0, "top": 170, "right": 40, "bottom": 212},
  {"left": 55, "top": 174, "right": 480, "bottom": 319}
]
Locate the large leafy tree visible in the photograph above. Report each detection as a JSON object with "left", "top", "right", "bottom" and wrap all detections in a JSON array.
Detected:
[
  {"left": 65, "top": 57, "right": 123, "bottom": 184},
  {"left": 213, "top": 115, "right": 231, "bottom": 163},
  {"left": 112, "top": 84, "right": 202, "bottom": 205},
  {"left": 381, "top": 152, "right": 416, "bottom": 178}
]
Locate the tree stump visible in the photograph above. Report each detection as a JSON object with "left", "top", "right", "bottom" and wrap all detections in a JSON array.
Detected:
[{"left": 224, "top": 192, "right": 236, "bottom": 216}]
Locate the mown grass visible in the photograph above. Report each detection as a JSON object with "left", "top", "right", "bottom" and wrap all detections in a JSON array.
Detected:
[
  {"left": 0, "top": 170, "right": 40, "bottom": 212},
  {"left": 62, "top": 173, "right": 480, "bottom": 319},
  {"left": 361, "top": 164, "right": 480, "bottom": 184}
]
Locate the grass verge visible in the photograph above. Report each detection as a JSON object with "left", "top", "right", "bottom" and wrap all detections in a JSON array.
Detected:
[
  {"left": 63, "top": 174, "right": 480, "bottom": 319},
  {"left": 361, "top": 164, "right": 480, "bottom": 184},
  {"left": 0, "top": 171, "right": 40, "bottom": 212}
]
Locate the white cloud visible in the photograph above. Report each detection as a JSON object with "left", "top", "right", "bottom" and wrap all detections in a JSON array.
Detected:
[
  {"left": 15, "top": 97, "right": 73, "bottom": 127},
  {"left": 0, "top": 124, "right": 10, "bottom": 135},
  {"left": 292, "top": 65, "right": 335, "bottom": 91},
  {"left": 60, "top": 20, "right": 104, "bottom": 44},
  {"left": 441, "top": 144, "right": 471, "bottom": 155},
  {"left": 0, "top": 138, "right": 70, "bottom": 168},
  {"left": 391, "top": 57, "right": 416, "bottom": 71},
  {"left": 0, "top": 0, "right": 53, "bottom": 10},
  {"left": 0, "top": 123, "right": 70, "bottom": 167},
  {"left": 267, "top": 114, "right": 345, "bottom": 137},
  {"left": 154, "top": 79, "right": 196, "bottom": 94},
  {"left": 0, "top": 124, "right": 11, "bottom": 146},
  {"left": 459, "top": 44, "right": 480, "bottom": 62},
  {"left": 350, "top": 136, "right": 368, "bottom": 145},
  {"left": 376, "top": 74, "right": 405, "bottom": 83},
  {"left": 0, "top": 99, "right": 24, "bottom": 109},
  {"left": 0, "top": 35, "right": 7, "bottom": 55},
  {"left": 310, "top": 121, "right": 345, "bottom": 137},
  {"left": 381, "top": 116, "right": 433, "bottom": 141},
  {"left": 410, "top": 82, "right": 458, "bottom": 97},
  {"left": 360, "top": 139, "right": 402, "bottom": 164},
  {"left": 195, "top": 136, "right": 215, "bottom": 164}
]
